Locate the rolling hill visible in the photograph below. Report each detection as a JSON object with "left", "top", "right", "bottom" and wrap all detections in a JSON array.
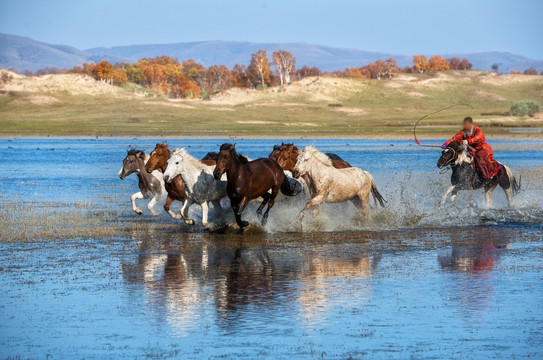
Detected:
[{"left": 1, "top": 32, "right": 542, "bottom": 73}]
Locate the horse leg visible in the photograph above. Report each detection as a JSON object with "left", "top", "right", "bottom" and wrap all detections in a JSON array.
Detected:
[
  {"left": 211, "top": 199, "right": 225, "bottom": 225},
  {"left": 441, "top": 186, "right": 455, "bottom": 205},
  {"left": 450, "top": 188, "right": 460, "bottom": 203},
  {"left": 233, "top": 198, "right": 250, "bottom": 229},
  {"left": 164, "top": 195, "right": 180, "bottom": 219},
  {"left": 356, "top": 189, "right": 371, "bottom": 220},
  {"left": 261, "top": 186, "right": 279, "bottom": 226},
  {"left": 256, "top": 192, "right": 272, "bottom": 217},
  {"left": 200, "top": 201, "right": 210, "bottom": 228},
  {"left": 504, "top": 187, "right": 513, "bottom": 207},
  {"left": 298, "top": 195, "right": 325, "bottom": 222},
  {"left": 181, "top": 199, "right": 195, "bottom": 225},
  {"left": 147, "top": 195, "right": 160, "bottom": 216},
  {"left": 484, "top": 184, "right": 497, "bottom": 208},
  {"left": 131, "top": 191, "right": 144, "bottom": 215}
]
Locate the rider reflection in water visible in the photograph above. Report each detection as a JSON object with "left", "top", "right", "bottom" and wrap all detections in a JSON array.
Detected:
[{"left": 442, "top": 117, "right": 502, "bottom": 181}]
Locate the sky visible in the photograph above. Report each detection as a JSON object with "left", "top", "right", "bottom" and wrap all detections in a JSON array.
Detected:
[{"left": 1, "top": 0, "right": 542, "bottom": 59}]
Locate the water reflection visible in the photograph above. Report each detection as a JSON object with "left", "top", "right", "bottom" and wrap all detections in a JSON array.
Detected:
[
  {"left": 438, "top": 231, "right": 509, "bottom": 317},
  {"left": 121, "top": 234, "right": 381, "bottom": 334}
]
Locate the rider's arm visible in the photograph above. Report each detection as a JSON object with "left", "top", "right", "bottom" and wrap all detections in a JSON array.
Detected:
[
  {"left": 467, "top": 126, "right": 485, "bottom": 146},
  {"left": 443, "top": 130, "right": 465, "bottom": 147}
]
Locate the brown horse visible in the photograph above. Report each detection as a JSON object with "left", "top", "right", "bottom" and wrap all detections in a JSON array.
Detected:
[
  {"left": 271, "top": 143, "right": 351, "bottom": 195},
  {"left": 146, "top": 143, "right": 218, "bottom": 219},
  {"left": 213, "top": 143, "right": 299, "bottom": 230}
]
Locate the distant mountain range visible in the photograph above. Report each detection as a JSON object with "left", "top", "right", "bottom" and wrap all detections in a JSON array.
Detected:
[{"left": 1, "top": 33, "right": 542, "bottom": 73}]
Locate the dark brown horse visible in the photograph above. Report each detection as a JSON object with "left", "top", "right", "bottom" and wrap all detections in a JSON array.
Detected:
[
  {"left": 271, "top": 143, "right": 351, "bottom": 195},
  {"left": 146, "top": 143, "right": 218, "bottom": 219},
  {"left": 213, "top": 143, "right": 299, "bottom": 229}
]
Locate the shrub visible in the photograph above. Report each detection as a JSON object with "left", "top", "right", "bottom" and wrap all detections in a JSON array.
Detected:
[{"left": 510, "top": 100, "right": 541, "bottom": 116}]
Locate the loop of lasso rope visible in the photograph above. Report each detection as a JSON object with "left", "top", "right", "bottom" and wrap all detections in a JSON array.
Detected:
[{"left": 413, "top": 104, "right": 474, "bottom": 148}]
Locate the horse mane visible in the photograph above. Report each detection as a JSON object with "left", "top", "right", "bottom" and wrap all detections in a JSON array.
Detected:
[
  {"left": 272, "top": 144, "right": 281, "bottom": 151},
  {"left": 237, "top": 153, "right": 250, "bottom": 164},
  {"left": 202, "top": 152, "right": 219, "bottom": 161},
  {"left": 325, "top": 152, "right": 345, "bottom": 161},
  {"left": 304, "top": 146, "right": 333, "bottom": 167},
  {"left": 281, "top": 143, "right": 299, "bottom": 152},
  {"left": 219, "top": 143, "right": 249, "bottom": 164},
  {"left": 127, "top": 149, "right": 144, "bottom": 156},
  {"left": 171, "top": 148, "right": 210, "bottom": 171}
]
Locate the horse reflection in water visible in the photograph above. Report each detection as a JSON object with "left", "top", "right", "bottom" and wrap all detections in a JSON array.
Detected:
[
  {"left": 121, "top": 234, "right": 381, "bottom": 331},
  {"left": 438, "top": 230, "right": 509, "bottom": 317}
]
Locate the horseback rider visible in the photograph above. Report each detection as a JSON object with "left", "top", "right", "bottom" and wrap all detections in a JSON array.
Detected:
[{"left": 442, "top": 117, "right": 503, "bottom": 180}]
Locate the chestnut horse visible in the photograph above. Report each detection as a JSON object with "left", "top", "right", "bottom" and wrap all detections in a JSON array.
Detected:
[
  {"left": 270, "top": 143, "right": 351, "bottom": 195},
  {"left": 213, "top": 143, "right": 300, "bottom": 230},
  {"left": 146, "top": 143, "right": 218, "bottom": 219}
]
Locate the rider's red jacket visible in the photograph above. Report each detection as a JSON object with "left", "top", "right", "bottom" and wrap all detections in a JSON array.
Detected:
[{"left": 445, "top": 126, "right": 502, "bottom": 179}]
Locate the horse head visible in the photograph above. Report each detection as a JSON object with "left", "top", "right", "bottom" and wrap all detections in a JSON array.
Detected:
[
  {"left": 437, "top": 141, "right": 465, "bottom": 169},
  {"left": 119, "top": 149, "right": 146, "bottom": 179},
  {"left": 163, "top": 148, "right": 186, "bottom": 183},
  {"left": 146, "top": 143, "right": 170, "bottom": 173},
  {"left": 214, "top": 143, "right": 237, "bottom": 179},
  {"left": 277, "top": 143, "right": 299, "bottom": 171},
  {"left": 292, "top": 146, "right": 318, "bottom": 178},
  {"left": 268, "top": 143, "right": 283, "bottom": 162}
]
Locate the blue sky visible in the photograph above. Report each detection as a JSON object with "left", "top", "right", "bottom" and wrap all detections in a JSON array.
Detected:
[{"left": 1, "top": 0, "right": 542, "bottom": 58}]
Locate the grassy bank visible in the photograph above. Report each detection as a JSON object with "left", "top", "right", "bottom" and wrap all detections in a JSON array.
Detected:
[{"left": 1, "top": 71, "right": 542, "bottom": 138}]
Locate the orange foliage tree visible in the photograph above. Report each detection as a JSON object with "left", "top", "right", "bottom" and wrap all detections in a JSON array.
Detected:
[
  {"left": 412, "top": 55, "right": 429, "bottom": 73},
  {"left": 231, "top": 64, "right": 251, "bottom": 88},
  {"left": 170, "top": 75, "right": 200, "bottom": 99},
  {"left": 91, "top": 60, "right": 113, "bottom": 83},
  {"left": 428, "top": 56, "right": 450, "bottom": 71},
  {"left": 248, "top": 49, "right": 271, "bottom": 87}
]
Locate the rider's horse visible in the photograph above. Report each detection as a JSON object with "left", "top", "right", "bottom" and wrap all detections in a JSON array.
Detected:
[{"left": 437, "top": 141, "right": 520, "bottom": 207}]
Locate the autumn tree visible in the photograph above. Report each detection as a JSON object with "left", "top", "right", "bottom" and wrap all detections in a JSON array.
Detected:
[
  {"left": 297, "top": 66, "right": 321, "bottom": 78},
  {"left": 524, "top": 67, "right": 538, "bottom": 75},
  {"left": 231, "top": 64, "right": 251, "bottom": 88},
  {"left": 412, "top": 55, "right": 429, "bottom": 73},
  {"left": 91, "top": 60, "right": 113, "bottom": 84},
  {"left": 509, "top": 71, "right": 521, "bottom": 74},
  {"left": 248, "top": 49, "right": 271, "bottom": 88},
  {"left": 169, "top": 74, "right": 200, "bottom": 99},
  {"left": 272, "top": 50, "right": 296, "bottom": 85},
  {"left": 181, "top": 59, "right": 205, "bottom": 84},
  {"left": 112, "top": 68, "right": 128, "bottom": 85},
  {"left": 203, "top": 65, "right": 232, "bottom": 92},
  {"left": 460, "top": 58, "right": 472, "bottom": 70},
  {"left": 448, "top": 57, "right": 462, "bottom": 70},
  {"left": 135, "top": 56, "right": 182, "bottom": 93},
  {"left": 428, "top": 56, "right": 450, "bottom": 71},
  {"left": 343, "top": 67, "right": 370, "bottom": 78}
]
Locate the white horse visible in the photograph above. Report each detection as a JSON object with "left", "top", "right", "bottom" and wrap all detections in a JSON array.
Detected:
[
  {"left": 293, "top": 146, "right": 385, "bottom": 221},
  {"left": 163, "top": 148, "right": 228, "bottom": 228},
  {"left": 118, "top": 149, "right": 166, "bottom": 216}
]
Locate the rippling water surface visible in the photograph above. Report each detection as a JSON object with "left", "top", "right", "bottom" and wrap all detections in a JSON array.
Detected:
[{"left": 1, "top": 138, "right": 542, "bottom": 359}]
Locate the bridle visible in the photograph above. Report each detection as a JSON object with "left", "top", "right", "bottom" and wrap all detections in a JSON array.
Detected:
[{"left": 439, "top": 147, "right": 458, "bottom": 173}]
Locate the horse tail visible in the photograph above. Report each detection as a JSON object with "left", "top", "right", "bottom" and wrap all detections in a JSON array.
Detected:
[
  {"left": 366, "top": 172, "right": 386, "bottom": 207},
  {"left": 504, "top": 165, "right": 521, "bottom": 195},
  {"left": 280, "top": 176, "right": 302, "bottom": 196}
]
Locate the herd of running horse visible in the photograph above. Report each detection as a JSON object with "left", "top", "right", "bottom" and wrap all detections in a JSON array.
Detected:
[{"left": 118, "top": 141, "right": 520, "bottom": 231}]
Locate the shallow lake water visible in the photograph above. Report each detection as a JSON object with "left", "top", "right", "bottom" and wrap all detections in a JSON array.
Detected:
[{"left": 1, "top": 138, "right": 542, "bottom": 359}]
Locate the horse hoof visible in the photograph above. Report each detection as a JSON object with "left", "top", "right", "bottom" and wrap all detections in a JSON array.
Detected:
[
  {"left": 135, "top": 209, "right": 143, "bottom": 215},
  {"left": 241, "top": 221, "right": 249, "bottom": 228},
  {"left": 261, "top": 218, "right": 268, "bottom": 226},
  {"left": 184, "top": 219, "right": 195, "bottom": 225}
]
